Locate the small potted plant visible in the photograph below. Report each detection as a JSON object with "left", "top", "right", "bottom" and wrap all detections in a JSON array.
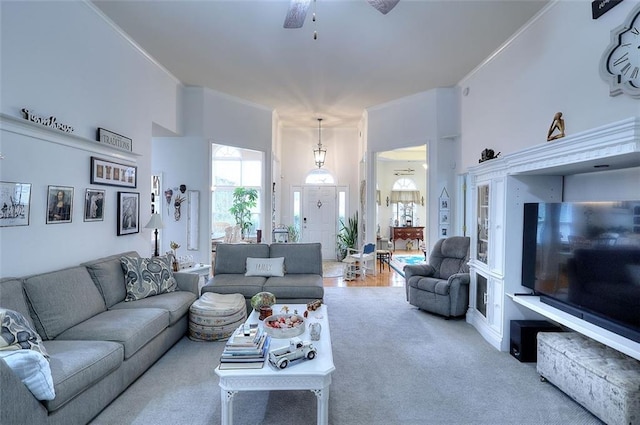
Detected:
[{"left": 170, "top": 241, "right": 180, "bottom": 271}]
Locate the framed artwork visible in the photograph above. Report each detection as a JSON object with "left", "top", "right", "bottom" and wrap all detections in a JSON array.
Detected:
[
  {"left": 90, "top": 156, "right": 137, "bottom": 188},
  {"left": 439, "top": 211, "right": 449, "bottom": 225},
  {"left": 0, "top": 181, "right": 31, "bottom": 227},
  {"left": 440, "top": 226, "right": 449, "bottom": 237},
  {"left": 117, "top": 191, "right": 139, "bottom": 235},
  {"left": 84, "top": 188, "right": 105, "bottom": 222},
  {"left": 47, "top": 185, "right": 74, "bottom": 224}
]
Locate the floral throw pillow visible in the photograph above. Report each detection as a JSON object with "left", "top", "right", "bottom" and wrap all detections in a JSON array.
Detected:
[
  {"left": 121, "top": 255, "right": 178, "bottom": 301},
  {"left": 0, "top": 308, "right": 49, "bottom": 359}
]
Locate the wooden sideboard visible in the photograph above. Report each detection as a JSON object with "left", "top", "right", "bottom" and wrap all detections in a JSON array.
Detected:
[{"left": 390, "top": 226, "right": 424, "bottom": 250}]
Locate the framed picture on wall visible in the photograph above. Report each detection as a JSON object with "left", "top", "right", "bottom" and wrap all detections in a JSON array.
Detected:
[
  {"left": 0, "top": 181, "right": 31, "bottom": 227},
  {"left": 439, "top": 211, "right": 449, "bottom": 225},
  {"left": 117, "top": 191, "right": 139, "bottom": 235},
  {"left": 46, "top": 185, "right": 73, "bottom": 224},
  {"left": 91, "top": 156, "right": 137, "bottom": 188},
  {"left": 84, "top": 188, "right": 105, "bottom": 222},
  {"left": 440, "top": 226, "right": 449, "bottom": 237}
]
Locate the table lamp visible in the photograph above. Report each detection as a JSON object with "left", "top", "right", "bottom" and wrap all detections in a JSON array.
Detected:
[{"left": 144, "top": 213, "right": 164, "bottom": 257}]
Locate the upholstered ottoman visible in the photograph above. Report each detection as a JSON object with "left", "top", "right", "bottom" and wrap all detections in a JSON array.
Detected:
[
  {"left": 537, "top": 332, "right": 640, "bottom": 425},
  {"left": 189, "top": 293, "right": 246, "bottom": 341}
]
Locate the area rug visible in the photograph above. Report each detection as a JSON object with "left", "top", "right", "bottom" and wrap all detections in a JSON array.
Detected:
[
  {"left": 89, "top": 287, "right": 599, "bottom": 425},
  {"left": 390, "top": 254, "right": 426, "bottom": 276},
  {"left": 322, "top": 260, "right": 344, "bottom": 278}
]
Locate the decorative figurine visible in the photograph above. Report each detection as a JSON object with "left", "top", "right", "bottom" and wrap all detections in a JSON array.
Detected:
[
  {"left": 280, "top": 306, "right": 289, "bottom": 314},
  {"left": 174, "top": 195, "right": 185, "bottom": 221},
  {"left": 478, "top": 149, "right": 501, "bottom": 163},
  {"left": 164, "top": 189, "right": 173, "bottom": 216},
  {"left": 547, "top": 112, "right": 565, "bottom": 141},
  {"left": 268, "top": 337, "right": 317, "bottom": 369}
]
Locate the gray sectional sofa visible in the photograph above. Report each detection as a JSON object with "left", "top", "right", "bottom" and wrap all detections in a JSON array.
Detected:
[
  {"left": 202, "top": 242, "right": 324, "bottom": 311},
  {"left": 0, "top": 251, "right": 198, "bottom": 425}
]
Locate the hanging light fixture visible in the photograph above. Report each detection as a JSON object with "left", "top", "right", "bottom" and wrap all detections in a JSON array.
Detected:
[{"left": 313, "top": 118, "right": 326, "bottom": 168}]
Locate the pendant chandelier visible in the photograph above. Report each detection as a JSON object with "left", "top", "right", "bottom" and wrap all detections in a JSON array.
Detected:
[{"left": 313, "top": 118, "right": 326, "bottom": 168}]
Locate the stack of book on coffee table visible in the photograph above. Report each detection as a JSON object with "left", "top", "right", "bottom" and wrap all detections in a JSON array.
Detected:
[{"left": 219, "top": 323, "right": 271, "bottom": 370}]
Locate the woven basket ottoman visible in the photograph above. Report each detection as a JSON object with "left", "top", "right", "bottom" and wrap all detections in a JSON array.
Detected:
[
  {"left": 537, "top": 331, "right": 640, "bottom": 425},
  {"left": 189, "top": 292, "right": 246, "bottom": 341}
]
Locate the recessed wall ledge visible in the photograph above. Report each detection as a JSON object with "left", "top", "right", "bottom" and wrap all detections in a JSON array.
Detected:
[
  {"left": 469, "top": 117, "right": 640, "bottom": 176},
  {"left": 0, "top": 112, "right": 140, "bottom": 162}
]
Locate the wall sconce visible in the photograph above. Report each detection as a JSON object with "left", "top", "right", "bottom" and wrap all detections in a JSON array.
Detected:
[{"left": 386, "top": 196, "right": 390, "bottom": 207}]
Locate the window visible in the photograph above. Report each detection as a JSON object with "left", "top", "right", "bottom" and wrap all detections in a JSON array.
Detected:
[
  {"left": 211, "top": 144, "right": 263, "bottom": 239},
  {"left": 305, "top": 169, "right": 335, "bottom": 185},
  {"left": 391, "top": 178, "right": 420, "bottom": 226}
]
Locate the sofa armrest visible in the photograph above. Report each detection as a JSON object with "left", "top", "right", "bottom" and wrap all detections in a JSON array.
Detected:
[
  {"left": 174, "top": 272, "right": 199, "bottom": 296},
  {"left": 0, "top": 358, "right": 48, "bottom": 424},
  {"left": 404, "top": 264, "right": 436, "bottom": 281}
]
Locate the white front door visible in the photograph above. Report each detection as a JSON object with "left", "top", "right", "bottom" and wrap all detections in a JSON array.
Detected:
[{"left": 302, "top": 186, "right": 337, "bottom": 260}]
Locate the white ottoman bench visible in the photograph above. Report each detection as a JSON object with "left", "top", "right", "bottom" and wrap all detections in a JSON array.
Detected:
[
  {"left": 537, "top": 332, "right": 640, "bottom": 425},
  {"left": 189, "top": 292, "right": 246, "bottom": 341}
]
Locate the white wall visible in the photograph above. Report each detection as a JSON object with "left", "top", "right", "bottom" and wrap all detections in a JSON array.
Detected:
[
  {"left": 0, "top": 1, "right": 182, "bottom": 276},
  {"left": 459, "top": 1, "right": 640, "bottom": 171},
  {"left": 366, "top": 87, "right": 460, "bottom": 248},
  {"left": 151, "top": 87, "right": 275, "bottom": 262}
]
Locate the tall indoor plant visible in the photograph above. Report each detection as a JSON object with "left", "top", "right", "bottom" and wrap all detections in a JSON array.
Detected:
[
  {"left": 229, "top": 187, "right": 258, "bottom": 240},
  {"left": 336, "top": 211, "right": 358, "bottom": 260}
]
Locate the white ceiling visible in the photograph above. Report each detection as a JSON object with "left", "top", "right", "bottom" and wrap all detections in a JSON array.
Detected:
[{"left": 91, "top": 0, "right": 548, "bottom": 128}]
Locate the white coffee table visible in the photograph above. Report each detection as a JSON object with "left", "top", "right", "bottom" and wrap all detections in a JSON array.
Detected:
[{"left": 215, "top": 304, "right": 334, "bottom": 425}]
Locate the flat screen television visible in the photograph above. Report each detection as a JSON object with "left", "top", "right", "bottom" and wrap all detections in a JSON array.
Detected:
[{"left": 521, "top": 201, "right": 640, "bottom": 343}]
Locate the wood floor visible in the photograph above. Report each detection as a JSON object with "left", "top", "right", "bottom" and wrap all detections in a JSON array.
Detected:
[{"left": 322, "top": 249, "right": 422, "bottom": 288}]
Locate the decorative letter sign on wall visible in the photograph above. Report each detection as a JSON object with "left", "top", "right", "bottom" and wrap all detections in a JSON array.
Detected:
[
  {"left": 600, "top": 3, "right": 640, "bottom": 98},
  {"left": 21, "top": 108, "right": 74, "bottom": 133}
]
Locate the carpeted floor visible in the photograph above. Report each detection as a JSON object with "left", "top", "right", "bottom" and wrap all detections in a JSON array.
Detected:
[{"left": 89, "top": 287, "right": 601, "bottom": 425}]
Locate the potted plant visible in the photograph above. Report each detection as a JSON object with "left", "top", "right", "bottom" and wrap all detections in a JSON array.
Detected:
[
  {"left": 336, "top": 211, "right": 358, "bottom": 260},
  {"left": 229, "top": 187, "right": 258, "bottom": 240},
  {"left": 287, "top": 225, "right": 300, "bottom": 243}
]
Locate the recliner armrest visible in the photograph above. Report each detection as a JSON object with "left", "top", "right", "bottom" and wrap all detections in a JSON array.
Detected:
[
  {"left": 404, "top": 264, "right": 436, "bottom": 281},
  {"left": 447, "top": 272, "right": 470, "bottom": 286}
]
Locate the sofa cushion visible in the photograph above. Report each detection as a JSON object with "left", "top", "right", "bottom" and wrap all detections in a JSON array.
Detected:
[
  {"left": 42, "top": 339, "right": 123, "bottom": 412},
  {"left": 214, "top": 243, "right": 270, "bottom": 275},
  {"left": 0, "top": 308, "right": 49, "bottom": 358},
  {"left": 120, "top": 255, "right": 177, "bottom": 301},
  {"left": 0, "top": 350, "right": 55, "bottom": 401},
  {"left": 269, "top": 243, "right": 323, "bottom": 275},
  {"left": 245, "top": 257, "right": 285, "bottom": 277},
  {"left": 109, "top": 291, "right": 197, "bottom": 326},
  {"left": 263, "top": 275, "right": 324, "bottom": 299},
  {"left": 0, "top": 278, "right": 33, "bottom": 329},
  {"left": 56, "top": 308, "right": 169, "bottom": 359},
  {"left": 201, "top": 274, "right": 266, "bottom": 298},
  {"left": 82, "top": 251, "right": 139, "bottom": 308},
  {"left": 23, "top": 267, "right": 106, "bottom": 340}
]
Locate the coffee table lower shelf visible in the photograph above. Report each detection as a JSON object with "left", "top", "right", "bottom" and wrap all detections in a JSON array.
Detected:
[{"left": 218, "top": 373, "right": 332, "bottom": 425}]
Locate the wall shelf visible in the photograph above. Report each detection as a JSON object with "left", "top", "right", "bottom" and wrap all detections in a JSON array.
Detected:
[
  {"left": 0, "top": 113, "right": 140, "bottom": 162},
  {"left": 510, "top": 294, "right": 640, "bottom": 361}
]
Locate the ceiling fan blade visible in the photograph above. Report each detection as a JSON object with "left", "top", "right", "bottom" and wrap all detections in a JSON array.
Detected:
[
  {"left": 283, "top": 0, "right": 311, "bottom": 29},
  {"left": 367, "top": 0, "right": 399, "bottom": 15}
]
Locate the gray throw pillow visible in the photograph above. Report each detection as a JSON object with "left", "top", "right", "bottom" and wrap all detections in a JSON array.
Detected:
[
  {"left": 0, "top": 308, "right": 49, "bottom": 359},
  {"left": 121, "top": 255, "right": 178, "bottom": 301}
]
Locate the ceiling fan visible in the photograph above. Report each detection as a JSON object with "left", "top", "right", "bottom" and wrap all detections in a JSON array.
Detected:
[{"left": 283, "top": 0, "right": 399, "bottom": 29}]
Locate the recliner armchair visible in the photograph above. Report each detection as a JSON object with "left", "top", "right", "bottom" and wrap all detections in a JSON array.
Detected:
[{"left": 404, "top": 236, "right": 470, "bottom": 318}]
